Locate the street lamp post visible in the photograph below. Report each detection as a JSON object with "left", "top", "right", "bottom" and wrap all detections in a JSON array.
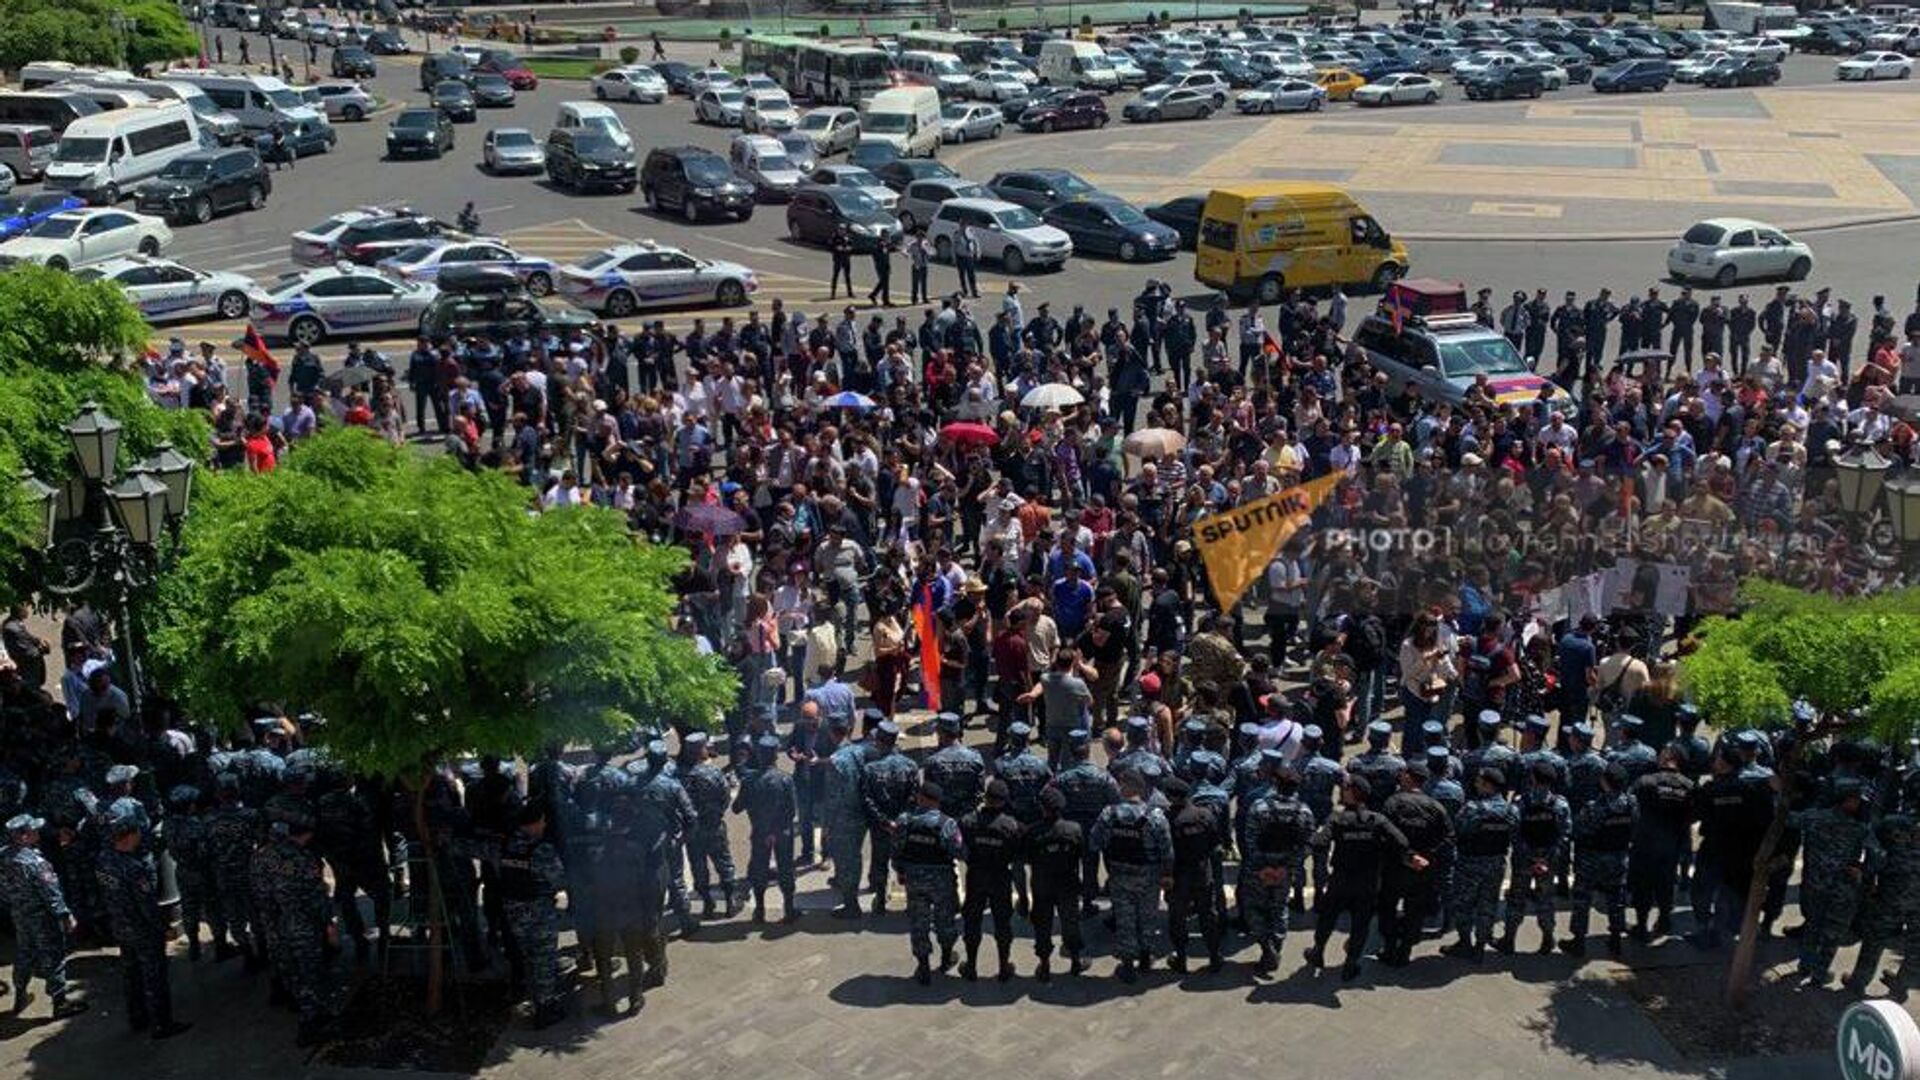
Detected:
[
  {"left": 1833, "top": 446, "right": 1892, "bottom": 517},
  {"left": 21, "top": 403, "right": 194, "bottom": 725}
]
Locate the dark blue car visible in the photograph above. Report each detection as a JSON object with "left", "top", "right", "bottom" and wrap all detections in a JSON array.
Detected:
[
  {"left": 0, "top": 192, "right": 83, "bottom": 243},
  {"left": 1593, "top": 59, "right": 1672, "bottom": 93}
]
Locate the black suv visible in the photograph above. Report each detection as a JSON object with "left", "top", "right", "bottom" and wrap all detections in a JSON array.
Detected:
[
  {"left": 366, "top": 29, "right": 409, "bottom": 55},
  {"left": 419, "top": 268, "right": 597, "bottom": 342},
  {"left": 640, "top": 146, "right": 754, "bottom": 223},
  {"left": 544, "top": 129, "right": 636, "bottom": 194},
  {"left": 331, "top": 46, "right": 376, "bottom": 79},
  {"left": 133, "top": 147, "right": 270, "bottom": 225},
  {"left": 418, "top": 51, "right": 471, "bottom": 91},
  {"left": 386, "top": 108, "right": 454, "bottom": 159},
  {"left": 1463, "top": 64, "right": 1548, "bottom": 100}
]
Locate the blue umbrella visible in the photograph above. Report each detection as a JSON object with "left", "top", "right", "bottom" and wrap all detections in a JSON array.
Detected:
[{"left": 823, "top": 391, "right": 876, "bottom": 410}]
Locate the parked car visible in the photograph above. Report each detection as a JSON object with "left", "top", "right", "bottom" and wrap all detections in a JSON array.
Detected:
[
  {"left": 941, "top": 102, "right": 1005, "bottom": 142},
  {"left": 482, "top": 127, "right": 545, "bottom": 175},
  {"left": 1314, "top": 67, "right": 1368, "bottom": 100},
  {"left": 1667, "top": 217, "right": 1812, "bottom": 286},
  {"left": 1122, "top": 85, "right": 1217, "bottom": 121},
  {"left": 1144, "top": 193, "right": 1206, "bottom": 249},
  {"left": 1040, "top": 196, "right": 1179, "bottom": 262},
  {"left": 1016, "top": 92, "right": 1108, "bottom": 133},
  {"left": 543, "top": 129, "right": 635, "bottom": 194},
  {"left": 970, "top": 70, "right": 1032, "bottom": 102},
  {"left": 640, "top": 146, "right": 755, "bottom": 223},
  {"left": 432, "top": 80, "right": 477, "bottom": 122},
  {"left": 743, "top": 90, "right": 800, "bottom": 133},
  {"left": 80, "top": 255, "right": 255, "bottom": 323},
  {"left": 897, "top": 177, "right": 991, "bottom": 232},
  {"left": 695, "top": 87, "right": 748, "bottom": 127},
  {"left": 871, "top": 157, "right": 956, "bottom": 194},
  {"left": 1463, "top": 63, "right": 1546, "bottom": 99},
  {"left": 132, "top": 147, "right": 269, "bottom": 225},
  {"left": 1236, "top": 78, "right": 1326, "bottom": 112},
  {"left": 366, "top": 29, "right": 409, "bottom": 55},
  {"left": 785, "top": 186, "right": 901, "bottom": 251},
  {"left": 1593, "top": 59, "right": 1672, "bottom": 92},
  {"left": 0, "top": 207, "right": 171, "bottom": 270},
  {"left": 1836, "top": 51, "right": 1913, "bottom": 80},
  {"left": 986, "top": 168, "right": 1100, "bottom": 212},
  {"left": 331, "top": 46, "right": 376, "bottom": 80},
  {"left": 377, "top": 238, "right": 557, "bottom": 295},
  {"left": 1352, "top": 72, "right": 1443, "bottom": 105},
  {"left": 1700, "top": 56, "right": 1780, "bottom": 88},
  {"left": 804, "top": 165, "right": 899, "bottom": 212},
  {"left": 796, "top": 107, "right": 860, "bottom": 155},
  {"left": 385, "top": 108, "right": 454, "bottom": 158},
  {"left": 925, "top": 198, "right": 1071, "bottom": 274},
  {"left": 311, "top": 82, "right": 377, "bottom": 122},
  {"left": 592, "top": 65, "right": 668, "bottom": 103},
  {"left": 555, "top": 241, "right": 757, "bottom": 317}
]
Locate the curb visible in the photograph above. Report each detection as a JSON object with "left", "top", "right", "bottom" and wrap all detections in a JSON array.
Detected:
[{"left": 1398, "top": 211, "right": 1920, "bottom": 244}]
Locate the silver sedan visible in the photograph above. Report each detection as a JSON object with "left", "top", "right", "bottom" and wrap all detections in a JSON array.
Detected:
[
  {"left": 941, "top": 103, "right": 1004, "bottom": 144},
  {"left": 483, "top": 127, "right": 546, "bottom": 175}
]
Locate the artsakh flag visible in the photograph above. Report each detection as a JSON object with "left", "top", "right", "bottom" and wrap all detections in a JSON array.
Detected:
[
  {"left": 240, "top": 324, "right": 279, "bottom": 376},
  {"left": 913, "top": 581, "right": 941, "bottom": 713}
]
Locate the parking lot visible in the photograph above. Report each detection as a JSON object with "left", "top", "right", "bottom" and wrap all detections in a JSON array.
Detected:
[{"left": 76, "top": 25, "right": 1920, "bottom": 361}]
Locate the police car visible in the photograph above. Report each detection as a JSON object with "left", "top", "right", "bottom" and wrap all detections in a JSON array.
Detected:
[
  {"left": 78, "top": 255, "right": 257, "bottom": 323},
  {"left": 249, "top": 263, "right": 438, "bottom": 345},
  {"left": 554, "top": 241, "right": 756, "bottom": 318},
  {"left": 375, "top": 238, "right": 558, "bottom": 296}
]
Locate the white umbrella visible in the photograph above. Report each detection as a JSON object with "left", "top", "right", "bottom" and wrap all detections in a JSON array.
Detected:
[{"left": 1021, "top": 382, "right": 1085, "bottom": 410}]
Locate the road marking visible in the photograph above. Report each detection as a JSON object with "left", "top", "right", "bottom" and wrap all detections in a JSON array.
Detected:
[
  {"left": 1468, "top": 201, "right": 1565, "bottom": 219},
  {"left": 178, "top": 241, "right": 286, "bottom": 263},
  {"left": 706, "top": 237, "right": 797, "bottom": 260},
  {"left": 476, "top": 203, "right": 515, "bottom": 215}
]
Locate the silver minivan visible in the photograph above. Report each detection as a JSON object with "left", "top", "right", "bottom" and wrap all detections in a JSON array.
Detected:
[{"left": 0, "top": 124, "right": 54, "bottom": 183}]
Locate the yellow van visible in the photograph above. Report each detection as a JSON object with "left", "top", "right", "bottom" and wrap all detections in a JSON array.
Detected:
[{"left": 1193, "top": 183, "right": 1408, "bottom": 303}]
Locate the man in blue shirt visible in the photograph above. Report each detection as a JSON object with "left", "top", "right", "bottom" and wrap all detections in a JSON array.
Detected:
[
  {"left": 804, "top": 665, "right": 857, "bottom": 732},
  {"left": 1050, "top": 561, "right": 1096, "bottom": 641},
  {"left": 1044, "top": 535, "right": 1098, "bottom": 584},
  {"left": 1556, "top": 615, "right": 1600, "bottom": 745}
]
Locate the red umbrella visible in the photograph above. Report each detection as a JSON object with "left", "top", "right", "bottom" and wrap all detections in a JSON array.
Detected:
[{"left": 939, "top": 421, "right": 1000, "bottom": 448}]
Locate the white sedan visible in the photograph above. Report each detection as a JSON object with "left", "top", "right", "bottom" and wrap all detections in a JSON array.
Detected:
[
  {"left": 1352, "top": 72, "right": 1443, "bottom": 106},
  {"left": 941, "top": 102, "right": 1004, "bottom": 143},
  {"left": 743, "top": 90, "right": 800, "bottom": 133},
  {"left": 250, "top": 264, "right": 438, "bottom": 345},
  {"left": 1451, "top": 50, "right": 1524, "bottom": 79},
  {"left": 1727, "top": 37, "right": 1790, "bottom": 63},
  {"left": 1236, "top": 77, "right": 1326, "bottom": 113},
  {"left": 1667, "top": 217, "right": 1813, "bottom": 286},
  {"left": 1836, "top": 51, "right": 1913, "bottom": 81},
  {"left": 79, "top": 255, "right": 255, "bottom": 323},
  {"left": 375, "top": 239, "right": 558, "bottom": 295},
  {"left": 695, "top": 87, "right": 748, "bottom": 127},
  {"left": 982, "top": 57, "right": 1038, "bottom": 85},
  {"left": 555, "top": 242, "right": 756, "bottom": 317},
  {"left": 1674, "top": 51, "right": 1730, "bottom": 82},
  {"left": 969, "top": 70, "right": 1032, "bottom": 102},
  {"left": 0, "top": 208, "right": 171, "bottom": 271},
  {"left": 592, "top": 65, "right": 668, "bottom": 102}
]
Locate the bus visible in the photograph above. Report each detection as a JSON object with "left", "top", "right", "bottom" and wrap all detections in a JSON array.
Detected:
[
  {"left": 794, "top": 41, "right": 893, "bottom": 105},
  {"left": 898, "top": 30, "right": 994, "bottom": 69},
  {"left": 740, "top": 34, "right": 806, "bottom": 92}
]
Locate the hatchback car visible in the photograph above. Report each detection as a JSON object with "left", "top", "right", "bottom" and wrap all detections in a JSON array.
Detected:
[
  {"left": 432, "top": 79, "right": 478, "bottom": 122},
  {"left": 986, "top": 168, "right": 1100, "bottom": 211},
  {"left": 1016, "top": 92, "right": 1108, "bottom": 133},
  {"left": 1593, "top": 59, "right": 1672, "bottom": 92},
  {"left": 872, "top": 157, "right": 957, "bottom": 194},
  {"left": 1123, "top": 85, "right": 1217, "bottom": 121},
  {"left": 897, "top": 177, "right": 991, "bottom": 232},
  {"left": 797, "top": 107, "right": 860, "bottom": 154},
  {"left": 592, "top": 65, "right": 669, "bottom": 102},
  {"left": 386, "top": 109, "right": 455, "bottom": 158},
  {"left": 1040, "top": 197, "right": 1179, "bottom": 262},
  {"left": 695, "top": 87, "right": 748, "bottom": 126},
  {"left": 1236, "top": 77, "right": 1326, "bottom": 112},
  {"left": 483, "top": 127, "right": 545, "bottom": 175},
  {"left": 1667, "top": 218, "right": 1813, "bottom": 286}
]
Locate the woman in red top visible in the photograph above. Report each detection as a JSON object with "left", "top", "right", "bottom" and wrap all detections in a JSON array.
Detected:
[{"left": 242, "top": 415, "right": 277, "bottom": 473}]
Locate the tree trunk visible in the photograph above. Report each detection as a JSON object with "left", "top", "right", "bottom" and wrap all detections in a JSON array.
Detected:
[{"left": 410, "top": 770, "right": 445, "bottom": 1016}]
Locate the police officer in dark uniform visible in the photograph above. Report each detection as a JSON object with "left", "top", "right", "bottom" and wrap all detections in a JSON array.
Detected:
[
  {"left": 1306, "top": 776, "right": 1410, "bottom": 981},
  {"left": 1582, "top": 288, "right": 1618, "bottom": 366},
  {"left": 96, "top": 812, "right": 192, "bottom": 1039},
  {"left": 1025, "top": 786, "right": 1087, "bottom": 981},
  {"left": 894, "top": 782, "right": 964, "bottom": 985},
  {"left": 1377, "top": 763, "right": 1454, "bottom": 968},
  {"left": 1667, "top": 286, "right": 1700, "bottom": 371},
  {"left": 958, "top": 779, "right": 1023, "bottom": 981},
  {"left": 1629, "top": 744, "right": 1694, "bottom": 942},
  {"left": 734, "top": 735, "right": 799, "bottom": 924},
  {"left": 828, "top": 225, "right": 855, "bottom": 299},
  {"left": 1523, "top": 287, "right": 1551, "bottom": 363},
  {"left": 1162, "top": 778, "right": 1224, "bottom": 974}
]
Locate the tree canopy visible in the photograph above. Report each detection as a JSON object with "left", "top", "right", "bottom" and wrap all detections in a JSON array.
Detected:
[
  {"left": 0, "top": 0, "right": 199, "bottom": 73},
  {"left": 0, "top": 265, "right": 206, "bottom": 603},
  {"left": 147, "top": 428, "right": 737, "bottom": 777},
  {"left": 1680, "top": 581, "right": 1920, "bottom": 738}
]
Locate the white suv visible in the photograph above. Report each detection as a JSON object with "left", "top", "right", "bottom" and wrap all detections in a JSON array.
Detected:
[{"left": 926, "top": 197, "right": 1072, "bottom": 275}]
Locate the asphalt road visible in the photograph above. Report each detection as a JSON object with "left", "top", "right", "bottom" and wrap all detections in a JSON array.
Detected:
[{"left": 127, "top": 32, "right": 1920, "bottom": 358}]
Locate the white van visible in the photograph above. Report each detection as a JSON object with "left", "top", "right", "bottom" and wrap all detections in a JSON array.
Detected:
[
  {"left": 162, "top": 71, "right": 324, "bottom": 134},
  {"left": 46, "top": 103, "right": 203, "bottom": 205},
  {"left": 895, "top": 51, "right": 973, "bottom": 97},
  {"left": 21, "top": 62, "right": 132, "bottom": 91},
  {"left": 52, "top": 85, "right": 152, "bottom": 113},
  {"left": 860, "top": 86, "right": 941, "bottom": 158},
  {"left": 555, "top": 101, "right": 632, "bottom": 149},
  {"left": 1038, "top": 40, "right": 1119, "bottom": 91}
]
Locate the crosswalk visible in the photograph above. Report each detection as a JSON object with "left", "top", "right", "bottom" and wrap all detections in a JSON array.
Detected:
[{"left": 144, "top": 217, "right": 913, "bottom": 354}]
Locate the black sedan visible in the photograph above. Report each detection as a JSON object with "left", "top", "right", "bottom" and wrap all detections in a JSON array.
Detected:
[
  {"left": 365, "top": 29, "right": 410, "bottom": 55},
  {"left": 331, "top": 46, "right": 376, "bottom": 79},
  {"left": 1040, "top": 196, "right": 1180, "bottom": 262},
  {"left": 471, "top": 72, "right": 517, "bottom": 108},
  {"left": 1144, "top": 194, "right": 1207, "bottom": 250},
  {"left": 386, "top": 108, "right": 455, "bottom": 159},
  {"left": 432, "top": 80, "right": 477, "bottom": 122},
  {"left": 872, "top": 157, "right": 956, "bottom": 194},
  {"left": 655, "top": 61, "right": 698, "bottom": 95},
  {"left": 1700, "top": 57, "right": 1780, "bottom": 89}
]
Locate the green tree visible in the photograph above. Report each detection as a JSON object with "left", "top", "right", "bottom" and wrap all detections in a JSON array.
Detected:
[
  {"left": 0, "top": 0, "right": 198, "bottom": 72},
  {"left": 0, "top": 266, "right": 205, "bottom": 604},
  {"left": 148, "top": 427, "right": 737, "bottom": 774},
  {"left": 1681, "top": 581, "right": 1920, "bottom": 1009}
]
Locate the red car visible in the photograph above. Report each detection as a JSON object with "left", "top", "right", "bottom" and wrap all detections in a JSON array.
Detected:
[
  {"left": 477, "top": 49, "right": 538, "bottom": 90},
  {"left": 1016, "top": 92, "right": 1108, "bottom": 133}
]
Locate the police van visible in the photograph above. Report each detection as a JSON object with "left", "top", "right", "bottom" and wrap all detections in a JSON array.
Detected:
[{"left": 45, "top": 103, "right": 204, "bottom": 205}]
